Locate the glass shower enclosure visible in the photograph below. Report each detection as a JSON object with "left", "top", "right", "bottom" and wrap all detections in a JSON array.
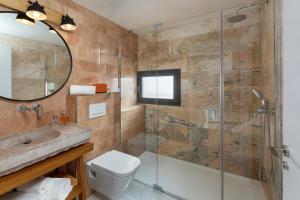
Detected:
[{"left": 119, "top": 0, "right": 281, "bottom": 199}]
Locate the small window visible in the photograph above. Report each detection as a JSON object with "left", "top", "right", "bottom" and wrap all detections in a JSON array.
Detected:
[{"left": 137, "top": 69, "right": 181, "bottom": 106}]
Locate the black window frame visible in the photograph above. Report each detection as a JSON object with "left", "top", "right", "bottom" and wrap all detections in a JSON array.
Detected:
[{"left": 137, "top": 69, "right": 181, "bottom": 106}]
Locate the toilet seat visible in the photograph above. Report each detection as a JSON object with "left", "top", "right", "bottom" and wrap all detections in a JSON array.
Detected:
[{"left": 90, "top": 150, "right": 140, "bottom": 177}]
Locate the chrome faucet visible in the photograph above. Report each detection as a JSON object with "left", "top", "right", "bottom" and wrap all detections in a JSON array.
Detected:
[
  {"left": 32, "top": 103, "right": 44, "bottom": 118},
  {"left": 17, "top": 103, "right": 44, "bottom": 118}
]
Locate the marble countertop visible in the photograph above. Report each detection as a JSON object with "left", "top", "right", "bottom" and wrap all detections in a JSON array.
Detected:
[{"left": 0, "top": 124, "right": 92, "bottom": 177}]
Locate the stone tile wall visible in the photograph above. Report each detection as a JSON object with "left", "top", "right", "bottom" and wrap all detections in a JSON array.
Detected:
[
  {"left": 119, "top": 31, "right": 146, "bottom": 155},
  {"left": 121, "top": 105, "right": 146, "bottom": 156},
  {"left": 66, "top": 93, "right": 120, "bottom": 160},
  {"left": 0, "top": 0, "right": 137, "bottom": 162},
  {"left": 222, "top": 6, "right": 263, "bottom": 179}
]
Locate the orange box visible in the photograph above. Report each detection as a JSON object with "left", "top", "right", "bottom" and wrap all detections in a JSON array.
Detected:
[{"left": 92, "top": 83, "right": 108, "bottom": 93}]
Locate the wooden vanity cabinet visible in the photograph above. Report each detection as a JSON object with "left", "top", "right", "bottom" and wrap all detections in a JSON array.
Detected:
[{"left": 0, "top": 142, "right": 93, "bottom": 200}]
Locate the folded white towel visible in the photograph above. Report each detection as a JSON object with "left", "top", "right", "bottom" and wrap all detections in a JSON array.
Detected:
[
  {"left": 1, "top": 191, "right": 54, "bottom": 200},
  {"left": 17, "top": 177, "right": 73, "bottom": 200},
  {"left": 17, "top": 177, "right": 44, "bottom": 194},
  {"left": 70, "top": 85, "right": 96, "bottom": 95}
]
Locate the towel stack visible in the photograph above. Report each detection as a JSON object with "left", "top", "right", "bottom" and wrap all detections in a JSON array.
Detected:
[
  {"left": 70, "top": 85, "right": 96, "bottom": 95},
  {"left": 1, "top": 177, "right": 73, "bottom": 200}
]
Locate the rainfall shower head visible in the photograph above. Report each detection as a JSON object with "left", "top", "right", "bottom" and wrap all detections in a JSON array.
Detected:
[
  {"left": 227, "top": 3, "right": 260, "bottom": 24},
  {"left": 227, "top": 14, "right": 247, "bottom": 23}
]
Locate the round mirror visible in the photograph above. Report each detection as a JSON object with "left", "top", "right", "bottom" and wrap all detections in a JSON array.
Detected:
[{"left": 0, "top": 11, "right": 72, "bottom": 101}]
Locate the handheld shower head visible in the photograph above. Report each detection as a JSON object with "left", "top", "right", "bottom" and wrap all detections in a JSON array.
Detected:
[
  {"left": 251, "top": 89, "right": 273, "bottom": 114},
  {"left": 252, "top": 89, "right": 266, "bottom": 107},
  {"left": 252, "top": 89, "right": 263, "bottom": 99}
]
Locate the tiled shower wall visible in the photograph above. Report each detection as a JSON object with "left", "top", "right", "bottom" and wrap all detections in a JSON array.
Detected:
[
  {"left": 137, "top": 7, "right": 264, "bottom": 179},
  {"left": 223, "top": 6, "right": 263, "bottom": 179},
  {"left": 120, "top": 31, "right": 146, "bottom": 156},
  {"left": 137, "top": 13, "right": 221, "bottom": 170}
]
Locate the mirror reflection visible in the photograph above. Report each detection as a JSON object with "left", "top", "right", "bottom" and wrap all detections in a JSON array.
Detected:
[{"left": 0, "top": 12, "right": 72, "bottom": 101}]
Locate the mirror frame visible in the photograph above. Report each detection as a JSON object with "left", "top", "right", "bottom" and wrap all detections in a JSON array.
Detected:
[{"left": 0, "top": 11, "right": 73, "bottom": 102}]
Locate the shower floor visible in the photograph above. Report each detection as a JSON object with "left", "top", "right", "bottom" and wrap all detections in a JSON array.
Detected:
[{"left": 135, "top": 151, "right": 267, "bottom": 200}]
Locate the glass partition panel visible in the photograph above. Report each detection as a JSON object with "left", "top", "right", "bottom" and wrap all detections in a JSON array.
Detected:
[
  {"left": 155, "top": 14, "right": 222, "bottom": 200},
  {"left": 222, "top": 2, "right": 273, "bottom": 200},
  {"left": 120, "top": 25, "right": 159, "bottom": 189}
]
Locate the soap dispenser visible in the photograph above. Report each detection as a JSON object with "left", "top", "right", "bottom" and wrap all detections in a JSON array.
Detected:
[{"left": 51, "top": 115, "right": 59, "bottom": 128}]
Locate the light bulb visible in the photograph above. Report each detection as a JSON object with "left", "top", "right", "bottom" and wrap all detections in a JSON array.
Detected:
[
  {"left": 32, "top": 11, "right": 41, "bottom": 18},
  {"left": 26, "top": 1, "right": 47, "bottom": 21},
  {"left": 16, "top": 12, "right": 35, "bottom": 26}
]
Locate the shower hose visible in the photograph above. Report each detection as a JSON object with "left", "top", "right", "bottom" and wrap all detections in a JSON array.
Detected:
[{"left": 258, "top": 112, "right": 273, "bottom": 182}]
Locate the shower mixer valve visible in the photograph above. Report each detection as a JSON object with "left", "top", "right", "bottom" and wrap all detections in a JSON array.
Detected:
[
  {"left": 251, "top": 89, "right": 274, "bottom": 115},
  {"left": 256, "top": 103, "right": 274, "bottom": 115}
]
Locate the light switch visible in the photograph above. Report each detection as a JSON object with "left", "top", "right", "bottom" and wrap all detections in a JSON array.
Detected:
[{"left": 89, "top": 103, "right": 106, "bottom": 119}]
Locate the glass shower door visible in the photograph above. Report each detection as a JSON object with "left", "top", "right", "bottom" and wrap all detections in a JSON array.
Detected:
[
  {"left": 127, "top": 16, "right": 223, "bottom": 199},
  {"left": 222, "top": 1, "right": 279, "bottom": 200},
  {"left": 120, "top": 1, "right": 281, "bottom": 199},
  {"left": 123, "top": 25, "right": 160, "bottom": 190}
]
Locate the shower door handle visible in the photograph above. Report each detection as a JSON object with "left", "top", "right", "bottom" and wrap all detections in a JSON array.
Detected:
[
  {"left": 282, "top": 161, "right": 289, "bottom": 171},
  {"left": 280, "top": 145, "right": 290, "bottom": 157}
]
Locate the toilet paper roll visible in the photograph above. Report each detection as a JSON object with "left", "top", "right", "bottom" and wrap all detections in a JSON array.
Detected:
[{"left": 70, "top": 85, "right": 96, "bottom": 95}]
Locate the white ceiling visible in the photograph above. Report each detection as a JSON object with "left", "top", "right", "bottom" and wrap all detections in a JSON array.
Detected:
[{"left": 74, "top": 0, "right": 255, "bottom": 30}]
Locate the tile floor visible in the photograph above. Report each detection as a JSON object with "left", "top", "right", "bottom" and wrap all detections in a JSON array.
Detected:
[
  {"left": 88, "top": 180, "right": 177, "bottom": 200},
  {"left": 135, "top": 151, "right": 267, "bottom": 200},
  {"left": 88, "top": 151, "right": 267, "bottom": 200}
]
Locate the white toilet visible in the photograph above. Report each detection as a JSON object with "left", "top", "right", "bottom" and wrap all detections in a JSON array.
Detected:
[{"left": 86, "top": 150, "right": 141, "bottom": 199}]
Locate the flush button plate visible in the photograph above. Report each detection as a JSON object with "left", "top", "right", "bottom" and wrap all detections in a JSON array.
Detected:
[{"left": 89, "top": 103, "right": 106, "bottom": 119}]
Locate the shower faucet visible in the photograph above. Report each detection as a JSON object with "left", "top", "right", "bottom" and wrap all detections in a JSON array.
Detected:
[{"left": 251, "top": 89, "right": 274, "bottom": 115}]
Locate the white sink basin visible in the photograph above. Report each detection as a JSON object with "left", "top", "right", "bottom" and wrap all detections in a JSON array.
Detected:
[{"left": 0, "top": 124, "right": 91, "bottom": 177}]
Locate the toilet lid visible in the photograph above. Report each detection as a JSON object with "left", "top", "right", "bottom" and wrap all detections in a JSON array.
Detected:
[{"left": 91, "top": 150, "right": 141, "bottom": 177}]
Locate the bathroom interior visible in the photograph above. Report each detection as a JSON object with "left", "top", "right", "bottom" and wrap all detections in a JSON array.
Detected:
[{"left": 0, "top": 0, "right": 298, "bottom": 200}]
